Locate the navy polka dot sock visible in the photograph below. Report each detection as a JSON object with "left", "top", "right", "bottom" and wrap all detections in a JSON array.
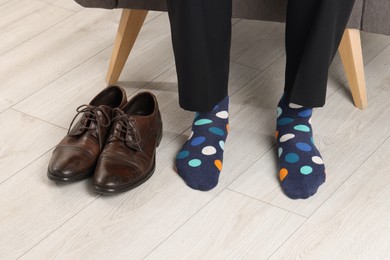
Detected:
[
  {"left": 276, "top": 93, "right": 326, "bottom": 199},
  {"left": 176, "top": 95, "right": 229, "bottom": 191}
]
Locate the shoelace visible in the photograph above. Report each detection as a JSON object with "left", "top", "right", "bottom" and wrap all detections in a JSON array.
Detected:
[
  {"left": 111, "top": 108, "right": 143, "bottom": 151},
  {"left": 67, "top": 104, "right": 111, "bottom": 148}
]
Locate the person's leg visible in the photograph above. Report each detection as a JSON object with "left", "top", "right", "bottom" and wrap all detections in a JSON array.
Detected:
[
  {"left": 285, "top": 0, "right": 356, "bottom": 105},
  {"left": 167, "top": 0, "right": 232, "bottom": 191},
  {"left": 166, "top": 0, "right": 232, "bottom": 112},
  {"left": 277, "top": 0, "right": 356, "bottom": 199}
]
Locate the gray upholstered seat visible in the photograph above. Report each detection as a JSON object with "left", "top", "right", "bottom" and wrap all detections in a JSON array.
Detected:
[{"left": 361, "top": 0, "right": 390, "bottom": 35}]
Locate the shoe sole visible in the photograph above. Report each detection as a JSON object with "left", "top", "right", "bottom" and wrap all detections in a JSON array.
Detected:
[{"left": 47, "top": 169, "right": 93, "bottom": 183}]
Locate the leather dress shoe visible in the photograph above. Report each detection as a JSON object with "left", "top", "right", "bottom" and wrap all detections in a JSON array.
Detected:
[
  {"left": 93, "top": 92, "right": 163, "bottom": 194},
  {"left": 47, "top": 86, "right": 127, "bottom": 182}
]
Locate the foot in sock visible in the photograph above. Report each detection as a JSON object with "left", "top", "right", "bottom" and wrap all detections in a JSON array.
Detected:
[
  {"left": 176, "top": 96, "right": 229, "bottom": 191},
  {"left": 276, "top": 94, "right": 326, "bottom": 199}
]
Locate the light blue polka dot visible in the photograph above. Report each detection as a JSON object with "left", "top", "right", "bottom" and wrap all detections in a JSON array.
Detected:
[
  {"left": 294, "top": 124, "right": 311, "bottom": 132},
  {"left": 298, "top": 109, "right": 312, "bottom": 118},
  {"left": 188, "top": 159, "right": 202, "bottom": 167},
  {"left": 194, "top": 112, "right": 200, "bottom": 119},
  {"left": 194, "top": 119, "right": 213, "bottom": 126},
  {"left": 176, "top": 150, "right": 189, "bottom": 159},
  {"left": 300, "top": 166, "right": 313, "bottom": 175},
  {"left": 311, "top": 137, "right": 314, "bottom": 144},
  {"left": 213, "top": 104, "right": 219, "bottom": 110},
  {"left": 296, "top": 142, "right": 312, "bottom": 152},
  {"left": 277, "top": 118, "right": 294, "bottom": 126},
  {"left": 285, "top": 153, "right": 300, "bottom": 163},
  {"left": 191, "top": 136, "right": 206, "bottom": 146},
  {"left": 278, "top": 147, "right": 283, "bottom": 157},
  {"left": 209, "top": 127, "right": 224, "bottom": 136},
  {"left": 219, "top": 140, "right": 225, "bottom": 150},
  {"left": 277, "top": 107, "right": 282, "bottom": 118}
]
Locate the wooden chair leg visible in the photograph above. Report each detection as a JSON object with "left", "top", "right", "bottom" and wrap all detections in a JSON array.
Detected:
[
  {"left": 106, "top": 9, "right": 148, "bottom": 85},
  {"left": 338, "top": 28, "right": 368, "bottom": 110}
]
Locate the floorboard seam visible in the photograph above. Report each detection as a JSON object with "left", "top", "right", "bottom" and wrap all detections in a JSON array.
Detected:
[
  {"left": 226, "top": 188, "right": 308, "bottom": 219},
  {"left": 10, "top": 108, "right": 68, "bottom": 130},
  {"left": 0, "top": 146, "right": 55, "bottom": 186},
  {"left": 0, "top": 11, "right": 77, "bottom": 57},
  {"left": 17, "top": 194, "right": 102, "bottom": 259},
  {"left": 35, "top": 0, "right": 81, "bottom": 13}
]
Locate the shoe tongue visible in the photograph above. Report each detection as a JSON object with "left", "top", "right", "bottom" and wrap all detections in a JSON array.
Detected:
[{"left": 97, "top": 104, "right": 112, "bottom": 114}]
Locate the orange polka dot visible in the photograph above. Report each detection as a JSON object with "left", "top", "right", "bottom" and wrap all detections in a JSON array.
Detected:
[
  {"left": 275, "top": 130, "right": 279, "bottom": 139},
  {"left": 279, "top": 168, "right": 288, "bottom": 181},
  {"left": 214, "top": 160, "right": 223, "bottom": 171},
  {"left": 226, "top": 124, "right": 230, "bottom": 133}
]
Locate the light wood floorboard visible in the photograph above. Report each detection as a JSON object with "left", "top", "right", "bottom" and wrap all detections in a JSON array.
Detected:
[
  {"left": 0, "top": 0, "right": 13, "bottom": 7},
  {"left": 0, "top": 151, "right": 98, "bottom": 259},
  {"left": 0, "top": 110, "right": 65, "bottom": 184},
  {"left": 0, "top": 2, "right": 389, "bottom": 259},
  {"left": 146, "top": 190, "right": 306, "bottom": 259},
  {"left": 231, "top": 20, "right": 285, "bottom": 71},
  {"left": 14, "top": 14, "right": 174, "bottom": 129},
  {"left": 0, "top": 0, "right": 73, "bottom": 56},
  {"left": 0, "top": 8, "right": 123, "bottom": 113},
  {"left": 37, "top": 0, "right": 84, "bottom": 12}
]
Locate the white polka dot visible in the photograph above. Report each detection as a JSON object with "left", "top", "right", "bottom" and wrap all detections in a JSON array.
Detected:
[
  {"left": 280, "top": 134, "right": 295, "bottom": 142},
  {"left": 219, "top": 140, "right": 225, "bottom": 150},
  {"left": 277, "top": 107, "right": 282, "bottom": 118},
  {"left": 188, "top": 131, "right": 194, "bottom": 140},
  {"left": 312, "top": 156, "right": 324, "bottom": 165},
  {"left": 216, "top": 111, "right": 229, "bottom": 119},
  {"left": 308, "top": 118, "right": 312, "bottom": 124},
  {"left": 289, "top": 103, "right": 303, "bottom": 109},
  {"left": 278, "top": 147, "right": 283, "bottom": 157},
  {"left": 202, "top": 146, "right": 217, "bottom": 155}
]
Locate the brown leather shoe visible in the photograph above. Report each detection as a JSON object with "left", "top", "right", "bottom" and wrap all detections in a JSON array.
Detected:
[
  {"left": 47, "top": 86, "right": 127, "bottom": 182},
  {"left": 93, "top": 92, "right": 163, "bottom": 194}
]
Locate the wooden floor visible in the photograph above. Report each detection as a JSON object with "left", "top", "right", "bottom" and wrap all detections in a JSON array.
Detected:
[{"left": 1, "top": 1, "right": 390, "bottom": 259}]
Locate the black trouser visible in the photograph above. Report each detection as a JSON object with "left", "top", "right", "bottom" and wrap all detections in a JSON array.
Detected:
[{"left": 166, "top": 0, "right": 356, "bottom": 112}]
